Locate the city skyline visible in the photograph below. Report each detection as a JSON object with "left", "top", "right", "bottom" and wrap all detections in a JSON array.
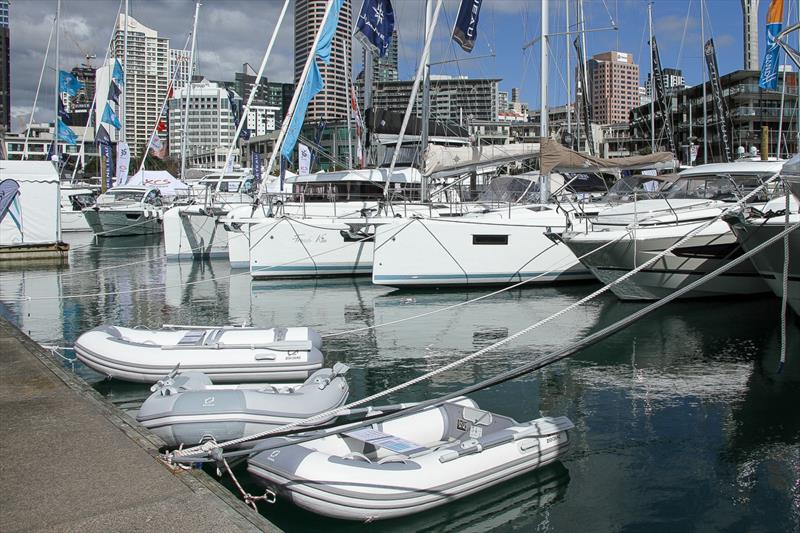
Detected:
[{"left": 4, "top": 0, "right": 795, "bottom": 131}]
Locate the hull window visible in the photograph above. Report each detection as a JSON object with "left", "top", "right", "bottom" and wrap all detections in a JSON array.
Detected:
[{"left": 473, "top": 234, "right": 509, "bottom": 245}]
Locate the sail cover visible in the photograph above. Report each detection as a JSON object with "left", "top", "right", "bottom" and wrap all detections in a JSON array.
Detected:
[
  {"left": 424, "top": 143, "right": 540, "bottom": 178},
  {"left": 539, "top": 139, "right": 675, "bottom": 174}
]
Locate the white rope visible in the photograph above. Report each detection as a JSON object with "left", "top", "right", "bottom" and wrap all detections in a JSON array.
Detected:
[{"left": 172, "top": 173, "right": 786, "bottom": 459}]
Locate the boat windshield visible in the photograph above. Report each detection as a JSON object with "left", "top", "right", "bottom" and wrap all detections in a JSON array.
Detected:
[
  {"left": 664, "top": 173, "right": 773, "bottom": 202},
  {"left": 69, "top": 193, "right": 95, "bottom": 210},
  {"left": 605, "top": 175, "right": 665, "bottom": 203},
  {"left": 99, "top": 190, "right": 145, "bottom": 204},
  {"left": 292, "top": 181, "right": 419, "bottom": 202},
  {"left": 477, "top": 177, "right": 537, "bottom": 204}
]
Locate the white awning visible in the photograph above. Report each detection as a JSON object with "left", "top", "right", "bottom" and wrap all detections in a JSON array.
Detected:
[{"left": 285, "top": 168, "right": 422, "bottom": 184}]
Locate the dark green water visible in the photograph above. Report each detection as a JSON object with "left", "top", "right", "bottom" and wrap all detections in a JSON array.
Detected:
[{"left": 1, "top": 233, "right": 798, "bottom": 532}]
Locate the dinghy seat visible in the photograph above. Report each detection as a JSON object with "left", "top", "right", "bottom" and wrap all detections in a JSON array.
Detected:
[{"left": 177, "top": 330, "right": 207, "bottom": 346}]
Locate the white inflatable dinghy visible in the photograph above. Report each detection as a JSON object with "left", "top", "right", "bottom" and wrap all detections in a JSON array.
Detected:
[
  {"left": 137, "top": 364, "right": 350, "bottom": 448},
  {"left": 74, "top": 325, "right": 323, "bottom": 383},
  {"left": 247, "top": 398, "right": 574, "bottom": 521}
]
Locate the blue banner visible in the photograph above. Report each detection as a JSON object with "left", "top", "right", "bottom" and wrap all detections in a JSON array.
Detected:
[
  {"left": 57, "top": 119, "right": 78, "bottom": 144},
  {"left": 100, "top": 142, "right": 115, "bottom": 188},
  {"left": 355, "top": 0, "right": 395, "bottom": 57},
  {"left": 59, "top": 70, "right": 83, "bottom": 97},
  {"left": 102, "top": 103, "right": 121, "bottom": 129},
  {"left": 112, "top": 59, "right": 125, "bottom": 87},
  {"left": 315, "top": 0, "right": 345, "bottom": 63},
  {"left": 452, "top": 0, "right": 483, "bottom": 53},
  {"left": 759, "top": 0, "right": 784, "bottom": 90}
]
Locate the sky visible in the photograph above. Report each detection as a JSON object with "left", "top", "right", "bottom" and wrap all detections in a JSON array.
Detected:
[{"left": 7, "top": 0, "right": 796, "bottom": 131}]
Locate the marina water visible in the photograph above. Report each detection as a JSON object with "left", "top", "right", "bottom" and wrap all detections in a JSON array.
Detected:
[{"left": 0, "top": 233, "right": 797, "bottom": 532}]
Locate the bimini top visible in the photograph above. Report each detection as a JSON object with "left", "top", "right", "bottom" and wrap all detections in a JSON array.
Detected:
[
  {"left": 285, "top": 168, "right": 422, "bottom": 185},
  {"left": 679, "top": 159, "right": 785, "bottom": 176}
]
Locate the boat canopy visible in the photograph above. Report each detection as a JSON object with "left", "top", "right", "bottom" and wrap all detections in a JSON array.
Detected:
[
  {"left": 539, "top": 139, "right": 675, "bottom": 174},
  {"left": 0, "top": 160, "right": 60, "bottom": 246},
  {"left": 424, "top": 143, "right": 541, "bottom": 179},
  {"left": 285, "top": 168, "right": 422, "bottom": 185},
  {"left": 125, "top": 170, "right": 190, "bottom": 196}
]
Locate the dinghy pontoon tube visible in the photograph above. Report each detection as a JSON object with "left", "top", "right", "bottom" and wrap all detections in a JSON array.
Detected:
[
  {"left": 247, "top": 399, "right": 574, "bottom": 521},
  {"left": 137, "top": 364, "right": 350, "bottom": 448},
  {"left": 74, "top": 325, "right": 323, "bottom": 383}
]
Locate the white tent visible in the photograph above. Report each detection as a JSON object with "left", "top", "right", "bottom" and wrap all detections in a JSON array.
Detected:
[
  {"left": 0, "top": 160, "right": 61, "bottom": 246},
  {"left": 124, "top": 170, "right": 190, "bottom": 196}
]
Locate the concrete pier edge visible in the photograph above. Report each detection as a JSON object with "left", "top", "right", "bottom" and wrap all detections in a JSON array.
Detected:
[{"left": 0, "top": 316, "right": 282, "bottom": 532}]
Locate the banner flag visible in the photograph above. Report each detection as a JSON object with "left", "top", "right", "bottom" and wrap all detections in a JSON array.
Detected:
[
  {"left": 298, "top": 143, "right": 311, "bottom": 175},
  {"left": 149, "top": 133, "right": 166, "bottom": 159},
  {"left": 354, "top": 0, "right": 395, "bottom": 57},
  {"left": 651, "top": 36, "right": 676, "bottom": 155},
  {"left": 102, "top": 103, "right": 121, "bottom": 129},
  {"left": 759, "top": 0, "right": 785, "bottom": 89},
  {"left": 59, "top": 70, "right": 83, "bottom": 97},
  {"left": 281, "top": 0, "right": 345, "bottom": 160},
  {"left": 116, "top": 141, "right": 131, "bottom": 186},
  {"left": 112, "top": 59, "right": 125, "bottom": 87},
  {"left": 704, "top": 39, "right": 733, "bottom": 162},
  {"left": 57, "top": 118, "right": 79, "bottom": 145},
  {"left": 252, "top": 151, "right": 263, "bottom": 183},
  {"left": 452, "top": 0, "right": 484, "bottom": 53},
  {"left": 108, "top": 81, "right": 121, "bottom": 105}
]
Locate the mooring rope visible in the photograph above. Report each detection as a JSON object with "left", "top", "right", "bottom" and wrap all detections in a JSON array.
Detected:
[{"left": 779, "top": 187, "right": 791, "bottom": 373}]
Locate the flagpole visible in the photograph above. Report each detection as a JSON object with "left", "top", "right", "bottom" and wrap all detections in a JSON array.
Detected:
[
  {"left": 222, "top": 0, "right": 291, "bottom": 178},
  {"left": 54, "top": 0, "right": 61, "bottom": 171},
  {"left": 649, "top": 2, "right": 654, "bottom": 153},
  {"left": 181, "top": 1, "right": 200, "bottom": 180},
  {"left": 701, "top": 0, "right": 707, "bottom": 164},
  {"left": 122, "top": 0, "right": 128, "bottom": 144},
  {"left": 566, "top": 0, "right": 571, "bottom": 135},
  {"left": 24, "top": 16, "right": 54, "bottom": 161},
  {"left": 261, "top": 0, "right": 339, "bottom": 195}
]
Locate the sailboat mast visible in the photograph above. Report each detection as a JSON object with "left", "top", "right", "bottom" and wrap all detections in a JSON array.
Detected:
[
  {"left": 541, "top": 0, "right": 549, "bottom": 138},
  {"left": 122, "top": 0, "right": 128, "bottom": 143},
  {"left": 181, "top": 1, "right": 200, "bottom": 179},
  {"left": 649, "top": 2, "right": 654, "bottom": 153},
  {"left": 566, "top": 0, "right": 571, "bottom": 135},
  {"left": 420, "top": 0, "right": 433, "bottom": 202},
  {"left": 54, "top": 0, "right": 60, "bottom": 167},
  {"left": 701, "top": 0, "right": 707, "bottom": 164}
]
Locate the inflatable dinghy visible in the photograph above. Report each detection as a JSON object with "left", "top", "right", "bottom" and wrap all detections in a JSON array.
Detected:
[
  {"left": 137, "top": 364, "right": 349, "bottom": 448},
  {"left": 74, "top": 325, "right": 323, "bottom": 383},
  {"left": 247, "top": 398, "right": 574, "bottom": 521}
]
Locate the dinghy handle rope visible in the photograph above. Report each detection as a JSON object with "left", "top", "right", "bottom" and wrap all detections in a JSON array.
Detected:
[
  {"left": 220, "top": 456, "right": 275, "bottom": 510},
  {"left": 171, "top": 173, "right": 787, "bottom": 459},
  {"left": 172, "top": 220, "right": 799, "bottom": 465}
]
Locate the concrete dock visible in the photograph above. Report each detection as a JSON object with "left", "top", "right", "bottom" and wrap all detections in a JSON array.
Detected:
[{"left": 0, "top": 316, "right": 281, "bottom": 532}]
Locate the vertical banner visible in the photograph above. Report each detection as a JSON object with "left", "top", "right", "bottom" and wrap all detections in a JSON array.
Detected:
[
  {"left": 252, "top": 151, "right": 262, "bottom": 184},
  {"left": 651, "top": 36, "right": 676, "bottom": 155},
  {"left": 100, "top": 143, "right": 115, "bottom": 189},
  {"left": 116, "top": 141, "right": 130, "bottom": 186},
  {"left": 704, "top": 39, "right": 733, "bottom": 162},
  {"left": 759, "top": 0, "right": 784, "bottom": 90},
  {"left": 452, "top": 0, "right": 484, "bottom": 53},
  {"left": 298, "top": 143, "right": 311, "bottom": 175},
  {"left": 573, "top": 37, "right": 595, "bottom": 155}
]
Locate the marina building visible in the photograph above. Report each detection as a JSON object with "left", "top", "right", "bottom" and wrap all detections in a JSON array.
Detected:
[
  {"left": 64, "top": 64, "right": 96, "bottom": 128},
  {"left": 372, "top": 76, "right": 500, "bottom": 125},
  {"left": 588, "top": 51, "right": 640, "bottom": 125},
  {"left": 294, "top": 0, "right": 352, "bottom": 121},
  {"left": 112, "top": 15, "right": 170, "bottom": 158},
  {"left": 167, "top": 80, "right": 239, "bottom": 166},
  {"left": 645, "top": 68, "right": 686, "bottom": 98},
  {"left": 362, "top": 29, "right": 398, "bottom": 82},
  {"left": 1, "top": 0, "right": 9, "bottom": 133},
  {"left": 629, "top": 69, "right": 799, "bottom": 163},
  {"left": 215, "top": 64, "right": 294, "bottom": 131}
]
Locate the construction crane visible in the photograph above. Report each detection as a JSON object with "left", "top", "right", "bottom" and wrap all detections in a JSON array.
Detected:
[{"left": 64, "top": 30, "right": 96, "bottom": 68}]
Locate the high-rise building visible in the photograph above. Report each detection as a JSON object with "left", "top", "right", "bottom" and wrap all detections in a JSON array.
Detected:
[
  {"left": 169, "top": 49, "right": 194, "bottom": 92},
  {"left": 373, "top": 76, "right": 500, "bottom": 124},
  {"left": 294, "top": 0, "right": 352, "bottom": 121},
  {"left": 645, "top": 67, "right": 685, "bottom": 98},
  {"left": 216, "top": 64, "right": 294, "bottom": 129},
  {"left": 65, "top": 65, "right": 96, "bottom": 127},
  {"left": 167, "top": 79, "right": 239, "bottom": 164},
  {"left": 741, "top": 0, "right": 760, "bottom": 71},
  {"left": 0, "top": 0, "right": 10, "bottom": 133},
  {"left": 362, "top": 30, "right": 398, "bottom": 82},
  {"left": 588, "top": 51, "right": 640, "bottom": 125},
  {"left": 112, "top": 15, "right": 170, "bottom": 157}
]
